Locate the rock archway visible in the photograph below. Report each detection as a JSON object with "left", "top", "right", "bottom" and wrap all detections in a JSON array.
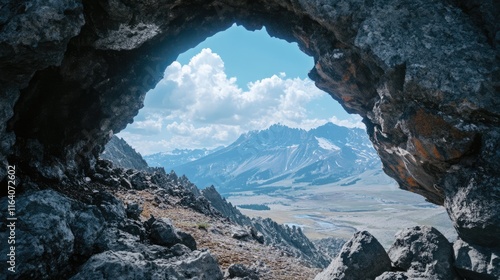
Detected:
[{"left": 1, "top": 0, "right": 498, "bottom": 260}]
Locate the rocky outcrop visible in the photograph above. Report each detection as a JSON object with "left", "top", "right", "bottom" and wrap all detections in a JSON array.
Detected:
[
  {"left": 1, "top": 0, "right": 499, "bottom": 277},
  {"left": 202, "top": 184, "right": 330, "bottom": 268},
  {"left": 70, "top": 249, "right": 223, "bottom": 280},
  {"left": 101, "top": 135, "right": 150, "bottom": 171},
  {"left": 226, "top": 263, "right": 260, "bottom": 280},
  {"left": 202, "top": 185, "right": 252, "bottom": 226},
  {"left": 453, "top": 238, "right": 500, "bottom": 280},
  {"left": 0, "top": 187, "right": 222, "bottom": 280},
  {"left": 315, "top": 231, "right": 392, "bottom": 280},
  {"left": 387, "top": 226, "right": 458, "bottom": 280},
  {"left": 313, "top": 237, "right": 348, "bottom": 260}
]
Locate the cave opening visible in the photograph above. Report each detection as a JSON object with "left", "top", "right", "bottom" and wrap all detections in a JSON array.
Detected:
[
  {"left": 105, "top": 24, "right": 454, "bottom": 247},
  {"left": 1, "top": 3, "right": 498, "bottom": 273}
]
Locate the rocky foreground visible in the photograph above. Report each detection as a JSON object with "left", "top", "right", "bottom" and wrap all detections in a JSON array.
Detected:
[
  {"left": 1, "top": 0, "right": 499, "bottom": 278},
  {"left": 1, "top": 161, "right": 497, "bottom": 279}
]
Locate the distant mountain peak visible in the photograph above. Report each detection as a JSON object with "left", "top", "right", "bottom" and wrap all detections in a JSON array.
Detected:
[{"left": 169, "top": 122, "right": 379, "bottom": 194}]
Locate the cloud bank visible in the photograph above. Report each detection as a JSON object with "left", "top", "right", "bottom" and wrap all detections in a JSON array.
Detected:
[{"left": 118, "top": 48, "right": 363, "bottom": 155}]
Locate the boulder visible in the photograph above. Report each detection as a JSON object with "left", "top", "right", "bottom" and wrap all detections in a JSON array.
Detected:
[
  {"left": 125, "top": 202, "right": 143, "bottom": 220},
  {"left": 227, "top": 263, "right": 260, "bottom": 279},
  {"left": 387, "top": 226, "right": 458, "bottom": 280},
  {"left": 0, "top": 190, "right": 104, "bottom": 279},
  {"left": 148, "top": 217, "right": 197, "bottom": 250},
  {"left": 314, "top": 231, "right": 391, "bottom": 280},
  {"left": 453, "top": 238, "right": 500, "bottom": 280},
  {"left": 71, "top": 249, "right": 223, "bottom": 280}
]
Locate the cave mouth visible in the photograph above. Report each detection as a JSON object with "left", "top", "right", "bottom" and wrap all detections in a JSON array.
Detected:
[
  {"left": 2, "top": 0, "right": 499, "bottom": 249},
  {"left": 109, "top": 25, "right": 455, "bottom": 247},
  {"left": 118, "top": 23, "right": 358, "bottom": 156}
]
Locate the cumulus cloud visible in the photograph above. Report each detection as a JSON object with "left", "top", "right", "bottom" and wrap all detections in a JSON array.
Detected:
[{"left": 118, "top": 48, "right": 363, "bottom": 155}]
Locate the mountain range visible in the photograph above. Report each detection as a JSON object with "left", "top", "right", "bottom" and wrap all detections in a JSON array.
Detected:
[{"left": 145, "top": 123, "right": 381, "bottom": 194}]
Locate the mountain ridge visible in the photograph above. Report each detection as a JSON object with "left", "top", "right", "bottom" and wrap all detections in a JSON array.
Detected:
[{"left": 158, "top": 122, "right": 380, "bottom": 194}]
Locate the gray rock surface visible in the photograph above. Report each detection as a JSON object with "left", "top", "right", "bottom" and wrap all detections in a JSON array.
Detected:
[
  {"left": 1, "top": 0, "right": 499, "bottom": 277},
  {"left": 453, "top": 238, "right": 500, "bottom": 280},
  {"left": 0, "top": 190, "right": 104, "bottom": 278},
  {"left": 375, "top": 272, "right": 409, "bottom": 280},
  {"left": 202, "top": 185, "right": 252, "bottom": 225},
  {"left": 70, "top": 249, "right": 223, "bottom": 280},
  {"left": 315, "top": 231, "right": 391, "bottom": 280},
  {"left": 147, "top": 216, "right": 197, "bottom": 251},
  {"left": 125, "top": 202, "right": 143, "bottom": 220},
  {"left": 227, "top": 263, "right": 260, "bottom": 280},
  {"left": 387, "top": 226, "right": 458, "bottom": 280},
  {"left": 101, "top": 135, "right": 150, "bottom": 171},
  {"left": 313, "top": 237, "right": 348, "bottom": 260},
  {"left": 0, "top": 185, "right": 222, "bottom": 280}
]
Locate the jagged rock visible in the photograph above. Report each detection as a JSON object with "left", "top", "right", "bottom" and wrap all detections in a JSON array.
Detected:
[
  {"left": 70, "top": 251, "right": 150, "bottom": 280},
  {"left": 227, "top": 263, "right": 260, "bottom": 280},
  {"left": 252, "top": 217, "right": 330, "bottom": 268},
  {"left": 232, "top": 227, "right": 252, "bottom": 241},
  {"left": 250, "top": 226, "right": 265, "bottom": 244},
  {"left": 203, "top": 185, "right": 329, "bottom": 267},
  {"left": 202, "top": 185, "right": 252, "bottom": 225},
  {"left": 129, "top": 172, "right": 150, "bottom": 190},
  {"left": 70, "top": 250, "right": 223, "bottom": 280},
  {"left": 125, "top": 202, "right": 143, "bottom": 220},
  {"left": 0, "top": 190, "right": 104, "bottom": 279},
  {"left": 313, "top": 237, "right": 348, "bottom": 259},
  {"left": 387, "top": 226, "right": 458, "bottom": 280},
  {"left": 91, "top": 191, "right": 127, "bottom": 223},
  {"left": 1, "top": 0, "right": 499, "bottom": 277},
  {"left": 147, "top": 217, "right": 197, "bottom": 250},
  {"left": 375, "top": 272, "right": 409, "bottom": 280},
  {"left": 315, "top": 231, "right": 391, "bottom": 280},
  {"left": 118, "top": 219, "right": 147, "bottom": 240},
  {"left": 96, "top": 227, "right": 143, "bottom": 253},
  {"left": 101, "top": 135, "right": 150, "bottom": 171},
  {"left": 453, "top": 238, "right": 500, "bottom": 280}
]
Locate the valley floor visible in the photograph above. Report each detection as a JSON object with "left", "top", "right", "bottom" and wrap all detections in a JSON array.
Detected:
[{"left": 225, "top": 170, "right": 456, "bottom": 248}]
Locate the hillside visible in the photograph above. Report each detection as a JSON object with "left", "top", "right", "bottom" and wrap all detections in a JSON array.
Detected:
[
  {"left": 101, "top": 135, "right": 150, "bottom": 171},
  {"left": 159, "top": 123, "right": 379, "bottom": 194}
]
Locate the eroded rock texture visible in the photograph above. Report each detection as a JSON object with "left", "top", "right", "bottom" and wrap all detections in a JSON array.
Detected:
[
  {"left": 0, "top": 0, "right": 498, "bottom": 274},
  {"left": 314, "top": 231, "right": 391, "bottom": 280}
]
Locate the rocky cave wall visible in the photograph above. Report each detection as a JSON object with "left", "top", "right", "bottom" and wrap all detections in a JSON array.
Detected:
[{"left": 0, "top": 0, "right": 498, "bottom": 254}]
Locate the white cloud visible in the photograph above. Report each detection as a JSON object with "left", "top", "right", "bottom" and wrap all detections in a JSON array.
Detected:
[{"left": 118, "top": 48, "right": 363, "bottom": 155}]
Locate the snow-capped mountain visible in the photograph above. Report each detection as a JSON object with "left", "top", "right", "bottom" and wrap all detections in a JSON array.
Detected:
[{"left": 169, "top": 123, "right": 381, "bottom": 194}]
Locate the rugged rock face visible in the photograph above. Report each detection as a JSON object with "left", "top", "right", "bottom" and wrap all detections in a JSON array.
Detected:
[
  {"left": 101, "top": 135, "right": 150, "bottom": 171},
  {"left": 0, "top": 188, "right": 222, "bottom": 280},
  {"left": 1, "top": 0, "right": 499, "bottom": 276},
  {"left": 387, "top": 226, "right": 458, "bottom": 280},
  {"left": 453, "top": 238, "right": 500, "bottom": 280},
  {"left": 202, "top": 185, "right": 331, "bottom": 268},
  {"left": 314, "top": 231, "right": 392, "bottom": 280}
]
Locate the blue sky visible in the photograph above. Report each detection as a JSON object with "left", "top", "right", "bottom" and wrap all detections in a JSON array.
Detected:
[{"left": 118, "top": 24, "right": 363, "bottom": 155}]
